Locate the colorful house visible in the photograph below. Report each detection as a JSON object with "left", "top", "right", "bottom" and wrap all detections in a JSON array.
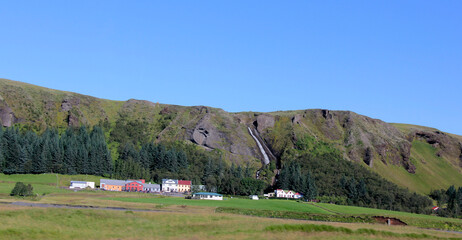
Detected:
[
  {"left": 192, "top": 192, "right": 223, "bottom": 200},
  {"left": 178, "top": 180, "right": 192, "bottom": 193},
  {"left": 275, "top": 189, "right": 303, "bottom": 199},
  {"left": 125, "top": 180, "right": 145, "bottom": 192},
  {"left": 100, "top": 179, "right": 127, "bottom": 191},
  {"left": 162, "top": 179, "right": 178, "bottom": 192}
]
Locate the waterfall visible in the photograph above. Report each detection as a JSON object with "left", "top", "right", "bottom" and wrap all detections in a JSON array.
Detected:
[{"left": 248, "top": 127, "right": 270, "bottom": 165}]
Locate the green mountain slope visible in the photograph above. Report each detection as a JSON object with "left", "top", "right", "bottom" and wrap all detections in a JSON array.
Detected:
[{"left": 1, "top": 78, "right": 461, "bottom": 194}]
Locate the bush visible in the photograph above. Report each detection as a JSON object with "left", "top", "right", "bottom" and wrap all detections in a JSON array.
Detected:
[{"left": 10, "top": 182, "right": 34, "bottom": 197}]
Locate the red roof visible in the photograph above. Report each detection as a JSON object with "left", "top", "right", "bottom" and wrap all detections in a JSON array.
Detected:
[{"left": 178, "top": 180, "right": 191, "bottom": 185}]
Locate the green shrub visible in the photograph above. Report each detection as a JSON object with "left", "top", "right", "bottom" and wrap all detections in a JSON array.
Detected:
[{"left": 10, "top": 182, "right": 34, "bottom": 197}]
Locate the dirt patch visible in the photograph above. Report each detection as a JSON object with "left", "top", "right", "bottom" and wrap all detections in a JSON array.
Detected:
[{"left": 374, "top": 216, "right": 407, "bottom": 226}]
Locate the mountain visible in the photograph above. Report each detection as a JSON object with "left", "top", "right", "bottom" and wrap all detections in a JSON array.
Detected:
[{"left": 1, "top": 78, "right": 461, "bottom": 194}]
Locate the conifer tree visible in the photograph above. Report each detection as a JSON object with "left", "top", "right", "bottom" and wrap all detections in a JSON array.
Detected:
[{"left": 2, "top": 127, "right": 21, "bottom": 174}]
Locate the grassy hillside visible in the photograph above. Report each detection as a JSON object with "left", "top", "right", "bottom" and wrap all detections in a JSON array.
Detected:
[
  {"left": 372, "top": 140, "right": 462, "bottom": 194},
  {"left": 1, "top": 78, "right": 462, "bottom": 195}
]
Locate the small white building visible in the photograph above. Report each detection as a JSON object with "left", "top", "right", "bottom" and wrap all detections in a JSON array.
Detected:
[
  {"left": 70, "top": 181, "right": 95, "bottom": 189},
  {"left": 250, "top": 195, "right": 259, "bottom": 200},
  {"left": 275, "top": 189, "right": 303, "bottom": 199},
  {"left": 192, "top": 192, "right": 223, "bottom": 200},
  {"left": 162, "top": 179, "right": 178, "bottom": 192}
]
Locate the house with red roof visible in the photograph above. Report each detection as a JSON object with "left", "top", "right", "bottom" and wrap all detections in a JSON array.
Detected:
[
  {"left": 178, "top": 180, "right": 192, "bottom": 193},
  {"left": 275, "top": 189, "right": 303, "bottom": 199}
]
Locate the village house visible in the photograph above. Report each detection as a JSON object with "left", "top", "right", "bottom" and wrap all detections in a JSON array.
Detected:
[
  {"left": 162, "top": 179, "right": 178, "bottom": 192},
  {"left": 100, "top": 179, "right": 127, "bottom": 191},
  {"left": 177, "top": 180, "right": 191, "bottom": 193},
  {"left": 70, "top": 181, "right": 95, "bottom": 189},
  {"left": 143, "top": 183, "right": 161, "bottom": 193},
  {"left": 275, "top": 189, "right": 303, "bottom": 199},
  {"left": 192, "top": 192, "right": 223, "bottom": 200},
  {"left": 125, "top": 180, "right": 145, "bottom": 192}
]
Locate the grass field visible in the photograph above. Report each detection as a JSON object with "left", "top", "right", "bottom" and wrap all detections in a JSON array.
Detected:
[
  {"left": 1, "top": 204, "right": 461, "bottom": 240},
  {"left": 107, "top": 196, "right": 332, "bottom": 214},
  {"left": 1, "top": 174, "right": 462, "bottom": 239},
  {"left": 0, "top": 174, "right": 104, "bottom": 196},
  {"left": 314, "top": 203, "right": 462, "bottom": 231}
]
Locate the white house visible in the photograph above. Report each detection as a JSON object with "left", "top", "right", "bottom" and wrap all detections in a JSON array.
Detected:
[
  {"left": 250, "top": 195, "right": 259, "bottom": 200},
  {"left": 162, "top": 179, "right": 178, "bottom": 192},
  {"left": 275, "top": 189, "right": 303, "bottom": 199},
  {"left": 192, "top": 192, "right": 223, "bottom": 200},
  {"left": 70, "top": 181, "right": 95, "bottom": 189}
]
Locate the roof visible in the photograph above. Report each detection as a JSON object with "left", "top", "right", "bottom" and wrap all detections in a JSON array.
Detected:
[
  {"left": 162, "top": 179, "right": 178, "bottom": 184},
  {"left": 71, "top": 181, "right": 91, "bottom": 184},
  {"left": 143, "top": 183, "right": 160, "bottom": 188},
  {"left": 178, "top": 180, "right": 191, "bottom": 185},
  {"left": 100, "top": 179, "right": 127, "bottom": 186},
  {"left": 126, "top": 180, "right": 143, "bottom": 184},
  {"left": 194, "top": 192, "right": 223, "bottom": 196}
]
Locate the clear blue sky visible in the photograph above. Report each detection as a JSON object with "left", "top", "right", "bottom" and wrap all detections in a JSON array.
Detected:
[{"left": 1, "top": 1, "right": 461, "bottom": 134}]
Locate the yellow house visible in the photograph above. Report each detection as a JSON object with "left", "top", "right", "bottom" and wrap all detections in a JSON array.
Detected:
[
  {"left": 178, "top": 180, "right": 191, "bottom": 193},
  {"left": 100, "top": 179, "right": 126, "bottom": 191}
]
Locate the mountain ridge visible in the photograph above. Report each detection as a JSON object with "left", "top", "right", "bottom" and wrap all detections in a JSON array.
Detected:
[{"left": 1, "top": 78, "right": 461, "bottom": 194}]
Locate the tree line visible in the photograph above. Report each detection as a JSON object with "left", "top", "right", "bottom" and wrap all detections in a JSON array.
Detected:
[
  {"left": 430, "top": 185, "right": 462, "bottom": 218},
  {"left": 280, "top": 151, "right": 433, "bottom": 214},
  {"left": 0, "top": 126, "right": 112, "bottom": 176}
]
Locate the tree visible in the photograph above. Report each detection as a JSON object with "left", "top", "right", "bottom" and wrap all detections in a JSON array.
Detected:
[
  {"left": 302, "top": 171, "right": 317, "bottom": 201},
  {"left": 10, "top": 182, "right": 34, "bottom": 197}
]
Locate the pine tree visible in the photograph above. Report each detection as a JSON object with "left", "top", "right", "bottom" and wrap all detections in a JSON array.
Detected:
[
  {"left": 302, "top": 171, "right": 317, "bottom": 201},
  {"left": 2, "top": 127, "right": 21, "bottom": 174},
  {"left": 0, "top": 126, "right": 5, "bottom": 172}
]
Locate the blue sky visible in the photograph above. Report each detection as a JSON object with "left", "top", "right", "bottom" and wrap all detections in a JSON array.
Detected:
[{"left": 1, "top": 1, "right": 461, "bottom": 134}]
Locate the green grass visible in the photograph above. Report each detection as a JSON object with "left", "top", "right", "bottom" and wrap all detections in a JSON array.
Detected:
[
  {"left": 0, "top": 173, "right": 103, "bottom": 186},
  {"left": 1, "top": 205, "right": 460, "bottom": 240},
  {"left": 107, "top": 196, "right": 332, "bottom": 214},
  {"left": 314, "top": 203, "right": 462, "bottom": 231},
  {"left": 372, "top": 140, "right": 462, "bottom": 194},
  {"left": 266, "top": 224, "right": 458, "bottom": 240},
  {"left": 0, "top": 174, "right": 104, "bottom": 196},
  {"left": 0, "top": 182, "right": 71, "bottom": 195}
]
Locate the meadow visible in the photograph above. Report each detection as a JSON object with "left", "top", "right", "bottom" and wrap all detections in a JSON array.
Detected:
[{"left": 1, "top": 173, "right": 462, "bottom": 239}]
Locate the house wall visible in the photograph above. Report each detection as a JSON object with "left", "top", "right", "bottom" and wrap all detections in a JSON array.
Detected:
[
  {"left": 70, "top": 183, "right": 86, "bottom": 189},
  {"left": 178, "top": 184, "right": 191, "bottom": 192},
  {"left": 104, "top": 185, "right": 123, "bottom": 191}
]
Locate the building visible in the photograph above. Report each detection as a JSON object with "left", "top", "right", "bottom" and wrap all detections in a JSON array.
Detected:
[
  {"left": 70, "top": 181, "right": 95, "bottom": 189},
  {"left": 100, "top": 179, "right": 127, "bottom": 191},
  {"left": 125, "top": 180, "right": 145, "bottom": 192},
  {"left": 192, "top": 192, "right": 223, "bottom": 200},
  {"left": 162, "top": 179, "right": 178, "bottom": 192},
  {"left": 275, "top": 189, "right": 303, "bottom": 199},
  {"left": 178, "top": 180, "right": 192, "bottom": 193},
  {"left": 264, "top": 192, "right": 275, "bottom": 198},
  {"left": 143, "top": 183, "right": 161, "bottom": 193},
  {"left": 250, "top": 195, "right": 259, "bottom": 200},
  {"left": 192, "top": 185, "right": 206, "bottom": 192}
]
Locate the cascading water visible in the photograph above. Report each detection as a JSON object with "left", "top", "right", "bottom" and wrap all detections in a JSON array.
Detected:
[{"left": 248, "top": 127, "right": 270, "bottom": 165}]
